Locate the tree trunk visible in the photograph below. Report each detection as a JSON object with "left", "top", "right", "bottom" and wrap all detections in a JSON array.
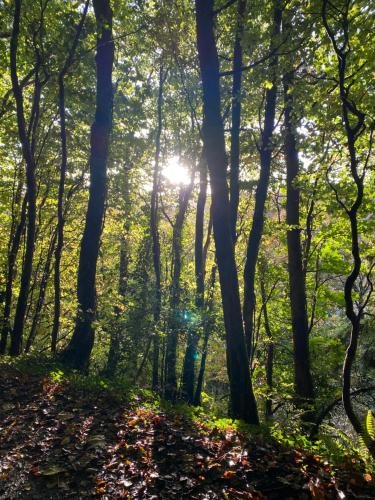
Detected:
[
  {"left": 105, "top": 167, "right": 131, "bottom": 377},
  {"left": 259, "top": 268, "right": 274, "bottom": 419},
  {"left": 230, "top": 0, "right": 246, "bottom": 242},
  {"left": 195, "top": 156, "right": 207, "bottom": 309},
  {"left": 51, "top": 0, "right": 89, "bottom": 353},
  {"left": 195, "top": 0, "right": 258, "bottom": 424},
  {"left": 243, "top": 0, "right": 282, "bottom": 360},
  {"left": 25, "top": 230, "right": 56, "bottom": 352},
  {"left": 0, "top": 194, "right": 27, "bottom": 354},
  {"left": 322, "top": 0, "right": 373, "bottom": 455},
  {"left": 164, "top": 181, "right": 193, "bottom": 401},
  {"left": 150, "top": 64, "right": 164, "bottom": 390},
  {"left": 61, "top": 0, "right": 114, "bottom": 370},
  {"left": 193, "top": 265, "right": 216, "bottom": 406},
  {"left": 9, "top": 0, "right": 37, "bottom": 355},
  {"left": 181, "top": 156, "right": 207, "bottom": 403},
  {"left": 284, "top": 71, "right": 314, "bottom": 402}
]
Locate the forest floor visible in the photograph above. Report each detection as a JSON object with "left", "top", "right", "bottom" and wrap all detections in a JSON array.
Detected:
[{"left": 1, "top": 362, "right": 375, "bottom": 499}]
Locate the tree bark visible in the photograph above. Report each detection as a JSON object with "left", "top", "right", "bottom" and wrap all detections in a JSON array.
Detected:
[
  {"left": 150, "top": 64, "right": 164, "bottom": 391},
  {"left": 61, "top": 0, "right": 114, "bottom": 370},
  {"left": 193, "top": 265, "right": 216, "bottom": 406},
  {"left": 0, "top": 194, "right": 27, "bottom": 354},
  {"left": 164, "top": 181, "right": 193, "bottom": 401},
  {"left": 195, "top": 0, "right": 258, "bottom": 424},
  {"left": 9, "top": 0, "right": 37, "bottom": 355},
  {"left": 181, "top": 155, "right": 207, "bottom": 403},
  {"left": 322, "top": 0, "right": 372, "bottom": 454},
  {"left": 284, "top": 71, "right": 314, "bottom": 402},
  {"left": 243, "top": 0, "right": 282, "bottom": 360},
  {"left": 259, "top": 267, "right": 274, "bottom": 419},
  {"left": 25, "top": 230, "right": 56, "bottom": 352},
  {"left": 230, "top": 0, "right": 246, "bottom": 242},
  {"left": 105, "top": 166, "right": 131, "bottom": 377},
  {"left": 51, "top": 0, "right": 89, "bottom": 353}
]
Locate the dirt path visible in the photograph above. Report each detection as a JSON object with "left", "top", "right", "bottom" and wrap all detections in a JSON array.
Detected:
[{"left": 1, "top": 365, "right": 374, "bottom": 499}]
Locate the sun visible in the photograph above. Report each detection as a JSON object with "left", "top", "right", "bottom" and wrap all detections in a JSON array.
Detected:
[{"left": 162, "top": 156, "right": 190, "bottom": 186}]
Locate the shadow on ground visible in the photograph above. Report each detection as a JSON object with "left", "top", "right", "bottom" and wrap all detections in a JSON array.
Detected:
[{"left": 1, "top": 365, "right": 375, "bottom": 499}]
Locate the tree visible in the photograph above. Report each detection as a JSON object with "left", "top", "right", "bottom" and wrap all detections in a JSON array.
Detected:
[
  {"left": 195, "top": 0, "right": 258, "bottom": 424},
  {"left": 243, "top": 0, "right": 282, "bottom": 359},
  {"left": 9, "top": 0, "right": 38, "bottom": 355},
  {"left": 322, "top": 0, "right": 374, "bottom": 453},
  {"left": 229, "top": 0, "right": 247, "bottom": 241},
  {"left": 0, "top": 194, "right": 26, "bottom": 354},
  {"left": 164, "top": 177, "right": 193, "bottom": 401},
  {"left": 150, "top": 63, "right": 164, "bottom": 390},
  {"left": 194, "top": 264, "right": 216, "bottom": 407},
  {"left": 61, "top": 0, "right": 114, "bottom": 370},
  {"left": 181, "top": 154, "right": 207, "bottom": 403},
  {"left": 284, "top": 70, "right": 315, "bottom": 404},
  {"left": 51, "top": 0, "right": 89, "bottom": 353}
]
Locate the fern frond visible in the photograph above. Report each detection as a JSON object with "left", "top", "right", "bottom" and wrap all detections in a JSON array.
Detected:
[
  {"left": 366, "top": 410, "right": 375, "bottom": 440},
  {"left": 358, "top": 434, "right": 370, "bottom": 458}
]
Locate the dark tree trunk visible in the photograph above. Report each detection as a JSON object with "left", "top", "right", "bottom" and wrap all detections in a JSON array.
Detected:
[
  {"left": 230, "top": 0, "right": 246, "bottom": 242},
  {"left": 51, "top": 0, "right": 89, "bottom": 353},
  {"left": 302, "top": 178, "right": 318, "bottom": 275},
  {"left": 61, "top": 0, "right": 114, "bottom": 370},
  {"left": 150, "top": 64, "right": 164, "bottom": 391},
  {"left": 195, "top": 0, "right": 258, "bottom": 424},
  {"left": 284, "top": 71, "right": 314, "bottom": 402},
  {"left": 322, "top": 0, "right": 373, "bottom": 455},
  {"left": 105, "top": 243, "right": 127, "bottom": 376},
  {"left": 259, "top": 268, "right": 274, "bottom": 419},
  {"left": 105, "top": 166, "right": 131, "bottom": 377},
  {"left": 181, "top": 331, "right": 197, "bottom": 403},
  {"left": 9, "top": 0, "right": 37, "bottom": 356},
  {"left": 25, "top": 230, "right": 56, "bottom": 352},
  {"left": 193, "top": 265, "right": 216, "bottom": 406},
  {"left": 0, "top": 194, "right": 27, "bottom": 354},
  {"left": 195, "top": 156, "right": 207, "bottom": 308},
  {"left": 164, "top": 181, "right": 193, "bottom": 401},
  {"left": 181, "top": 156, "right": 207, "bottom": 403},
  {"left": 243, "top": 0, "right": 282, "bottom": 360}
]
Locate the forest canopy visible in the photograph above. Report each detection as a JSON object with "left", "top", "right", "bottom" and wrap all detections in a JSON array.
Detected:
[{"left": 0, "top": 0, "right": 375, "bottom": 485}]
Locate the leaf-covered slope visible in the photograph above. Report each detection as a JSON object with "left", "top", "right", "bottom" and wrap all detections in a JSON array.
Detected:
[{"left": 0, "top": 366, "right": 374, "bottom": 499}]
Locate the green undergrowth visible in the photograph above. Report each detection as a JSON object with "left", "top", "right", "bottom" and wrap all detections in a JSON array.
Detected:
[
  {"left": 2, "top": 353, "right": 373, "bottom": 473},
  {"left": 1, "top": 353, "right": 133, "bottom": 404}
]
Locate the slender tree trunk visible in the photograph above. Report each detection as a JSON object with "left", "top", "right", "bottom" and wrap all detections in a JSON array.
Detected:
[
  {"left": 105, "top": 167, "right": 131, "bottom": 377},
  {"left": 181, "top": 155, "right": 207, "bottom": 403},
  {"left": 134, "top": 336, "right": 153, "bottom": 384},
  {"left": 25, "top": 230, "right": 56, "bottom": 352},
  {"left": 51, "top": 0, "right": 89, "bottom": 353},
  {"left": 164, "top": 181, "right": 193, "bottom": 401},
  {"left": 302, "top": 178, "right": 318, "bottom": 275},
  {"left": 195, "top": 0, "right": 258, "bottom": 424},
  {"left": 195, "top": 156, "right": 207, "bottom": 308},
  {"left": 284, "top": 71, "right": 314, "bottom": 402},
  {"left": 0, "top": 194, "right": 27, "bottom": 354},
  {"left": 322, "top": 0, "right": 373, "bottom": 455},
  {"left": 230, "top": 0, "right": 246, "bottom": 242},
  {"left": 150, "top": 64, "right": 164, "bottom": 390},
  {"left": 259, "top": 269, "right": 273, "bottom": 419},
  {"left": 9, "top": 0, "right": 37, "bottom": 355},
  {"left": 61, "top": 0, "right": 114, "bottom": 370},
  {"left": 181, "top": 331, "right": 197, "bottom": 403},
  {"left": 193, "top": 265, "right": 216, "bottom": 406},
  {"left": 243, "top": 0, "right": 282, "bottom": 359}
]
